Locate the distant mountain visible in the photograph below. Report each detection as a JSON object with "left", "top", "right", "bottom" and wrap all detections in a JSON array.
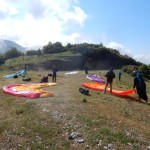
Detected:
[{"left": 0, "top": 39, "right": 26, "bottom": 54}]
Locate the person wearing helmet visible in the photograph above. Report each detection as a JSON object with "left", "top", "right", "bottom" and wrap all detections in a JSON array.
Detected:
[{"left": 133, "top": 71, "right": 148, "bottom": 102}]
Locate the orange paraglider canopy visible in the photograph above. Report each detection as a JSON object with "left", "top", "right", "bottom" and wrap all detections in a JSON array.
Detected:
[
  {"left": 82, "top": 82, "right": 136, "bottom": 97},
  {"left": 3, "top": 82, "right": 57, "bottom": 98}
]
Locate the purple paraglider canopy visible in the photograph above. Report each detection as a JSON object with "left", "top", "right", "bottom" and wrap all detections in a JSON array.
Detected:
[{"left": 86, "top": 74, "right": 105, "bottom": 83}]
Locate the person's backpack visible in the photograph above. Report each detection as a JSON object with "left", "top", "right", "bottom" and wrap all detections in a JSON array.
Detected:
[
  {"left": 40, "top": 76, "right": 48, "bottom": 83},
  {"left": 13, "top": 75, "right": 18, "bottom": 78},
  {"left": 79, "top": 88, "right": 89, "bottom": 95}
]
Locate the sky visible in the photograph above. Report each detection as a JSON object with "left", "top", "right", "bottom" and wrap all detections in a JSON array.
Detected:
[{"left": 0, "top": 0, "right": 150, "bottom": 64}]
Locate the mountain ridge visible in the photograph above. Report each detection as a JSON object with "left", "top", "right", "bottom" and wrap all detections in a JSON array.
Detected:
[{"left": 0, "top": 39, "right": 26, "bottom": 53}]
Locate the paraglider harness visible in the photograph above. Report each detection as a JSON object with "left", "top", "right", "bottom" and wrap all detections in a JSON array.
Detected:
[
  {"left": 40, "top": 76, "right": 48, "bottom": 83},
  {"left": 79, "top": 88, "right": 89, "bottom": 95}
]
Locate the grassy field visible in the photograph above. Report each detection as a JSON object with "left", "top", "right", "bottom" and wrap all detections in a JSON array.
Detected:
[{"left": 0, "top": 70, "right": 150, "bottom": 150}]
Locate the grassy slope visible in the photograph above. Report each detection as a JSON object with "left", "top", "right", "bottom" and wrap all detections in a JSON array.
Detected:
[
  {"left": 0, "top": 70, "right": 150, "bottom": 150},
  {"left": 1, "top": 51, "right": 81, "bottom": 69}
]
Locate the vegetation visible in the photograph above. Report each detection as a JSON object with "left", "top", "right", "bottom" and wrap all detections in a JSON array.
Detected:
[
  {"left": 26, "top": 49, "right": 42, "bottom": 56},
  {"left": 3, "top": 47, "right": 24, "bottom": 60},
  {"left": 0, "top": 41, "right": 149, "bottom": 79},
  {"left": 0, "top": 70, "right": 150, "bottom": 149},
  {"left": 0, "top": 54, "right": 4, "bottom": 64},
  {"left": 40, "top": 42, "right": 142, "bottom": 68},
  {"left": 122, "top": 64, "right": 150, "bottom": 79},
  {"left": 0, "top": 42, "right": 142, "bottom": 67},
  {"left": 0, "top": 51, "right": 81, "bottom": 70}
]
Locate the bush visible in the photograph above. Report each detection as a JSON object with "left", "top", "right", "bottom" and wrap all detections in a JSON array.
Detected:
[
  {"left": 122, "top": 65, "right": 150, "bottom": 79},
  {"left": 122, "top": 65, "right": 138, "bottom": 75}
]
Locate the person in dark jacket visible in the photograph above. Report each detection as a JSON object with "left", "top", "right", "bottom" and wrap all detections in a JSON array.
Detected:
[
  {"left": 133, "top": 71, "right": 148, "bottom": 102},
  {"left": 103, "top": 68, "right": 115, "bottom": 94},
  {"left": 85, "top": 66, "right": 88, "bottom": 74},
  {"left": 52, "top": 65, "right": 57, "bottom": 82},
  {"left": 118, "top": 71, "right": 122, "bottom": 81}
]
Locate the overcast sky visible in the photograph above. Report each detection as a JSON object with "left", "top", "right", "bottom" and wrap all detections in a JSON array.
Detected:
[{"left": 0, "top": 0, "right": 150, "bottom": 64}]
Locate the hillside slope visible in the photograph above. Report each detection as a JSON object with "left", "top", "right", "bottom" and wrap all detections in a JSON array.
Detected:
[
  {"left": 0, "top": 39, "right": 25, "bottom": 53},
  {"left": 1, "top": 50, "right": 140, "bottom": 71}
]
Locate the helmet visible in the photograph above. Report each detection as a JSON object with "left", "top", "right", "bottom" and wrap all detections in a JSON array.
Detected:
[{"left": 132, "top": 71, "right": 137, "bottom": 76}]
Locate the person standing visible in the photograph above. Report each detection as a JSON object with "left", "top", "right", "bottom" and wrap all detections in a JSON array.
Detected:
[
  {"left": 133, "top": 71, "right": 148, "bottom": 102},
  {"left": 103, "top": 68, "right": 115, "bottom": 94},
  {"left": 24, "top": 64, "right": 27, "bottom": 71},
  {"left": 118, "top": 71, "right": 122, "bottom": 81},
  {"left": 52, "top": 65, "right": 57, "bottom": 82},
  {"left": 85, "top": 66, "right": 88, "bottom": 74}
]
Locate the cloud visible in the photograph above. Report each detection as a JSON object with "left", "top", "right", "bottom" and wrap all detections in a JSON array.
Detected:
[
  {"left": 0, "top": 0, "right": 18, "bottom": 19},
  {"left": 106, "top": 41, "right": 132, "bottom": 56},
  {"left": 0, "top": 0, "right": 87, "bottom": 49},
  {"left": 133, "top": 54, "right": 150, "bottom": 65},
  {"left": 106, "top": 41, "right": 150, "bottom": 65},
  {"left": 27, "top": 0, "right": 46, "bottom": 19}
]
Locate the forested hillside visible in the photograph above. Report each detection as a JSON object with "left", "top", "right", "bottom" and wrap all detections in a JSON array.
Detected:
[{"left": 0, "top": 41, "right": 148, "bottom": 71}]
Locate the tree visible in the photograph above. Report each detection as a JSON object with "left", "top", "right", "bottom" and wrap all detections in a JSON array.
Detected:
[
  {"left": 139, "top": 64, "right": 149, "bottom": 77},
  {"left": 99, "top": 43, "right": 104, "bottom": 48},
  {"left": 0, "top": 54, "right": 5, "bottom": 65},
  {"left": 4, "top": 47, "right": 24, "bottom": 59},
  {"left": 37, "top": 49, "right": 42, "bottom": 56},
  {"left": 42, "top": 42, "right": 65, "bottom": 54},
  {"left": 53, "top": 42, "right": 65, "bottom": 53},
  {"left": 42, "top": 42, "right": 54, "bottom": 54},
  {"left": 26, "top": 50, "right": 37, "bottom": 56}
]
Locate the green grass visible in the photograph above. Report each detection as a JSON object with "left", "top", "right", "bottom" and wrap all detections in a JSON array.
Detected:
[
  {"left": 15, "top": 102, "right": 34, "bottom": 115},
  {"left": 0, "top": 70, "right": 150, "bottom": 149},
  {"left": 0, "top": 51, "right": 81, "bottom": 69}
]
